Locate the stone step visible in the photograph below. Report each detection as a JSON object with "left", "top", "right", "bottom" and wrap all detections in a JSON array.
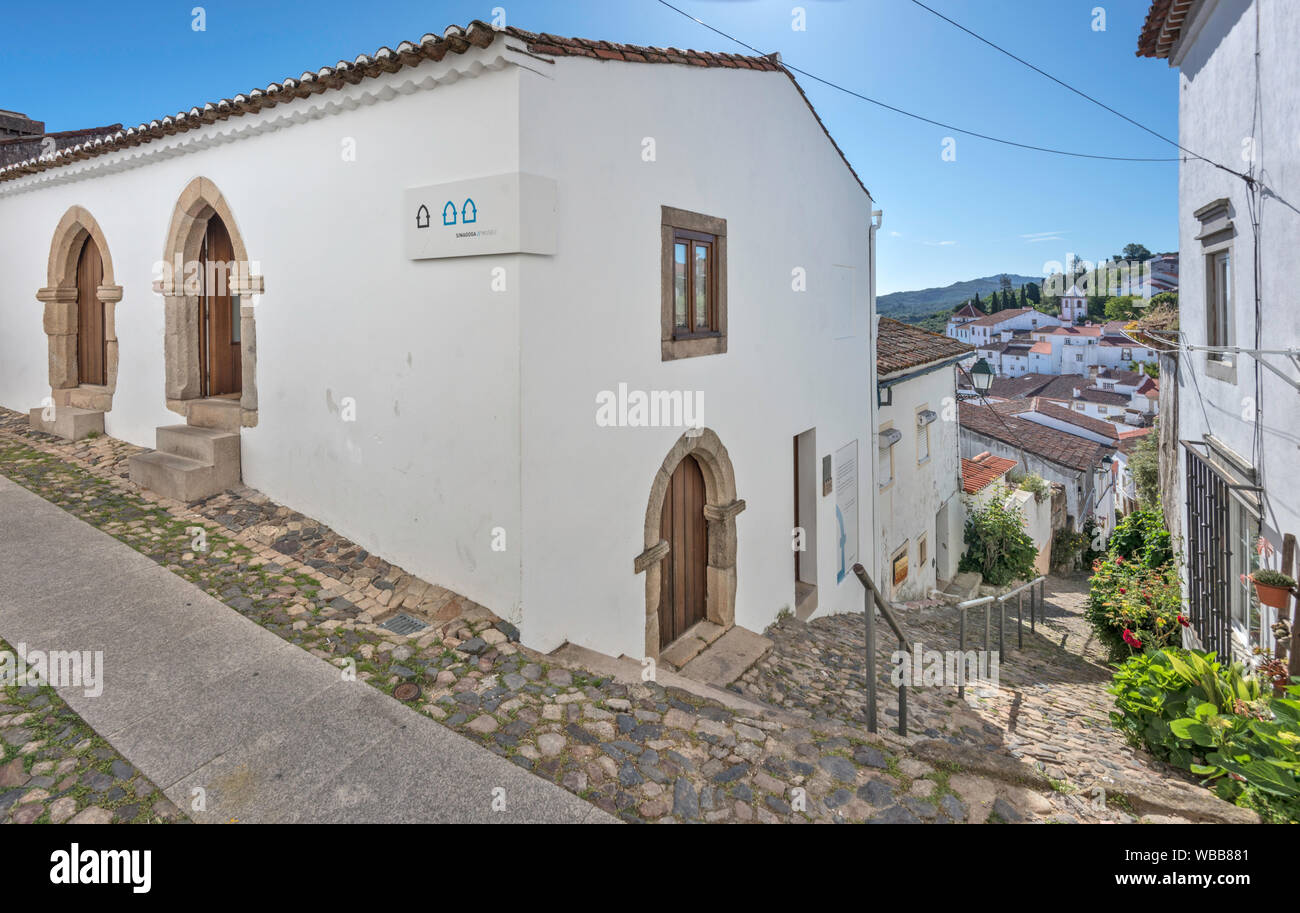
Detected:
[
  {"left": 187, "top": 398, "right": 242, "bottom": 432},
  {"left": 129, "top": 450, "right": 239, "bottom": 503},
  {"left": 27, "top": 405, "right": 103, "bottom": 441},
  {"left": 156, "top": 424, "right": 240, "bottom": 467},
  {"left": 677, "top": 625, "right": 774, "bottom": 688}
]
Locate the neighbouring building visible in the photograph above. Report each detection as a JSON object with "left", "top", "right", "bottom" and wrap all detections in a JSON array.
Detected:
[
  {"left": 1139, "top": 0, "right": 1300, "bottom": 659},
  {"left": 958, "top": 401, "right": 1116, "bottom": 535},
  {"left": 948, "top": 306, "right": 1061, "bottom": 347},
  {"left": 874, "top": 318, "right": 971, "bottom": 600},
  {"left": 944, "top": 301, "right": 986, "bottom": 339},
  {"left": 0, "top": 22, "right": 881, "bottom": 664}
]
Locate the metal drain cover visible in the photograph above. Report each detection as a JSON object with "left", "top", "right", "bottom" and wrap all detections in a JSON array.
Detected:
[
  {"left": 393, "top": 683, "right": 421, "bottom": 702},
  {"left": 379, "top": 613, "right": 429, "bottom": 636}
]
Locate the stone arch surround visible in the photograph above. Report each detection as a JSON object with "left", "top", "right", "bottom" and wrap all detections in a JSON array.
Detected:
[
  {"left": 634, "top": 428, "right": 746, "bottom": 660},
  {"left": 154, "top": 176, "right": 263, "bottom": 424},
  {"left": 37, "top": 205, "right": 123, "bottom": 411}
]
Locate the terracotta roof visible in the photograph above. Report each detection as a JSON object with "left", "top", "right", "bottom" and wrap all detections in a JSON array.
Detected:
[
  {"left": 1051, "top": 325, "right": 1103, "bottom": 337},
  {"left": 1137, "top": 0, "right": 1197, "bottom": 59},
  {"left": 1136, "top": 376, "right": 1159, "bottom": 395},
  {"left": 980, "top": 372, "right": 1056, "bottom": 399},
  {"left": 876, "top": 317, "right": 973, "bottom": 375},
  {"left": 0, "top": 22, "right": 868, "bottom": 197},
  {"left": 1098, "top": 367, "right": 1144, "bottom": 386},
  {"left": 951, "top": 302, "right": 986, "bottom": 319},
  {"left": 961, "top": 452, "right": 1018, "bottom": 494},
  {"left": 959, "top": 402, "right": 1114, "bottom": 473},
  {"left": 992, "top": 398, "right": 1119, "bottom": 442},
  {"left": 1034, "top": 375, "right": 1089, "bottom": 402},
  {"left": 0, "top": 124, "right": 123, "bottom": 167},
  {"left": 1076, "top": 387, "right": 1131, "bottom": 406},
  {"left": 1029, "top": 341, "right": 1052, "bottom": 354},
  {"left": 964, "top": 307, "right": 1042, "bottom": 329}
]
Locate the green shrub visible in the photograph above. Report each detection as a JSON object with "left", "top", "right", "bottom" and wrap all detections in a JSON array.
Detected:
[
  {"left": 1108, "top": 509, "right": 1172, "bottom": 568},
  {"left": 1085, "top": 554, "right": 1183, "bottom": 662},
  {"left": 958, "top": 495, "right": 1038, "bottom": 587},
  {"left": 1109, "top": 648, "right": 1300, "bottom": 823},
  {"left": 1252, "top": 569, "right": 1297, "bottom": 589}
]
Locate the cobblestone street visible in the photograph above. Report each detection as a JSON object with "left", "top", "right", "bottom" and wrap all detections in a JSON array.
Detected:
[{"left": 0, "top": 409, "right": 1254, "bottom": 823}]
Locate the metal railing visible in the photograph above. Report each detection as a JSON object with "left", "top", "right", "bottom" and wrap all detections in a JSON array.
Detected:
[
  {"left": 953, "top": 576, "right": 1046, "bottom": 698},
  {"left": 850, "top": 563, "right": 912, "bottom": 735}
]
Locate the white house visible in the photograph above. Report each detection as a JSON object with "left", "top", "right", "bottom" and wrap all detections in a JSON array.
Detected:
[
  {"left": 1139, "top": 0, "right": 1300, "bottom": 658},
  {"left": 0, "top": 22, "right": 880, "bottom": 664},
  {"left": 1059, "top": 284, "right": 1088, "bottom": 323},
  {"left": 875, "top": 318, "right": 971, "bottom": 600},
  {"left": 960, "top": 307, "right": 1062, "bottom": 347},
  {"left": 945, "top": 301, "right": 986, "bottom": 340}
]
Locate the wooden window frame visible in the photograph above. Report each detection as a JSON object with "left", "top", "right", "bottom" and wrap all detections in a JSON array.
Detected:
[{"left": 661, "top": 206, "right": 727, "bottom": 361}]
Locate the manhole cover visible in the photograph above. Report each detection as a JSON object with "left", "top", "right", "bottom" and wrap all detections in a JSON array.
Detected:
[
  {"left": 379, "top": 613, "right": 429, "bottom": 636},
  {"left": 393, "top": 683, "right": 421, "bottom": 702}
]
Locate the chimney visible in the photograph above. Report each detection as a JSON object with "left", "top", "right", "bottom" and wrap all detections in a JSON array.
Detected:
[{"left": 0, "top": 109, "right": 45, "bottom": 140}]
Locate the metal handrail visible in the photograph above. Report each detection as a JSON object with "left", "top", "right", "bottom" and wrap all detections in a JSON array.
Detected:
[
  {"left": 953, "top": 576, "right": 1046, "bottom": 698},
  {"left": 850, "top": 563, "right": 910, "bottom": 736}
]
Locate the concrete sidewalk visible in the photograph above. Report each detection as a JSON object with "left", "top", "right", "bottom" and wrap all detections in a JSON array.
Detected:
[{"left": 0, "top": 476, "right": 612, "bottom": 824}]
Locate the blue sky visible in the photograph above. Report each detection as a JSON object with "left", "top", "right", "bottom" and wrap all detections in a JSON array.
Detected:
[{"left": 6, "top": 0, "right": 1178, "bottom": 294}]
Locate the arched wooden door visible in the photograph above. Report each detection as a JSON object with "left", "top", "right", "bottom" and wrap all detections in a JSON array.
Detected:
[
  {"left": 198, "top": 214, "right": 242, "bottom": 397},
  {"left": 659, "top": 455, "right": 707, "bottom": 647},
  {"left": 75, "top": 236, "right": 106, "bottom": 386}
]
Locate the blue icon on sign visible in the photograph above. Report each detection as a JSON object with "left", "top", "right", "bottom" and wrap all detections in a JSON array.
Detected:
[
  {"left": 442, "top": 201, "right": 457, "bottom": 226},
  {"left": 461, "top": 198, "right": 477, "bottom": 224}
]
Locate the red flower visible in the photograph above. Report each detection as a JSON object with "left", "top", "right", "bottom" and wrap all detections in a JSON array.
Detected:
[
  {"left": 1178, "top": 614, "right": 1190, "bottom": 628},
  {"left": 1116, "top": 556, "right": 1125, "bottom": 564},
  {"left": 1123, "top": 628, "right": 1143, "bottom": 649},
  {"left": 1119, "top": 587, "right": 1127, "bottom": 595}
]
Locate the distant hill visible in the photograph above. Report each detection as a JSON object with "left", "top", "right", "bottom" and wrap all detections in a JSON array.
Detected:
[{"left": 878, "top": 274, "right": 1042, "bottom": 325}]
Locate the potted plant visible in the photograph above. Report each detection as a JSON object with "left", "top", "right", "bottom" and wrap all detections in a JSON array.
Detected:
[
  {"left": 1253, "top": 648, "right": 1292, "bottom": 696},
  {"left": 1250, "top": 569, "right": 1297, "bottom": 610}
]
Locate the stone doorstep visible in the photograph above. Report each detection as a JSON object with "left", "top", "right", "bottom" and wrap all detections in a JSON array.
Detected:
[
  {"left": 27, "top": 406, "right": 104, "bottom": 442},
  {"left": 677, "top": 625, "right": 774, "bottom": 690},
  {"left": 659, "top": 620, "right": 727, "bottom": 670}
]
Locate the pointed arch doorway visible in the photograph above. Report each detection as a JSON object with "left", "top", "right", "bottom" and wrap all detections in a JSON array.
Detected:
[
  {"left": 197, "top": 214, "right": 242, "bottom": 399},
  {"left": 635, "top": 429, "right": 746, "bottom": 660},
  {"left": 74, "top": 236, "right": 107, "bottom": 387}
]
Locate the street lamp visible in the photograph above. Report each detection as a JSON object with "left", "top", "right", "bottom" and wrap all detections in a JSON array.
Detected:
[{"left": 970, "top": 358, "right": 995, "bottom": 395}]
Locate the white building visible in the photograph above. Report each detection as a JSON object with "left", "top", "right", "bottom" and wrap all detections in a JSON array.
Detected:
[
  {"left": 1139, "top": 0, "right": 1300, "bottom": 658},
  {"left": 0, "top": 22, "right": 880, "bottom": 664},
  {"left": 1059, "top": 284, "right": 1088, "bottom": 323},
  {"left": 874, "top": 318, "right": 971, "bottom": 600},
  {"left": 958, "top": 307, "right": 1061, "bottom": 347}
]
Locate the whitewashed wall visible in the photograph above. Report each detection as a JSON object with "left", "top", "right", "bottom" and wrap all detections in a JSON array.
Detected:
[
  {"left": 0, "top": 55, "right": 529, "bottom": 620},
  {"left": 516, "top": 57, "right": 876, "bottom": 656},
  {"left": 875, "top": 365, "right": 960, "bottom": 601}
]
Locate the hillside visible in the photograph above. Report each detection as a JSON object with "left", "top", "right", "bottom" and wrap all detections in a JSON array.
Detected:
[{"left": 878, "top": 274, "right": 1041, "bottom": 325}]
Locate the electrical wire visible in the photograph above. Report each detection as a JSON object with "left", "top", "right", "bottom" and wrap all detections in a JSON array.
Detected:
[
  {"left": 653, "top": 0, "right": 1179, "bottom": 163},
  {"left": 904, "top": 0, "right": 1254, "bottom": 183}
]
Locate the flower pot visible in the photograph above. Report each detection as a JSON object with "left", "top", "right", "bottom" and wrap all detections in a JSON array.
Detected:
[{"left": 1252, "top": 578, "right": 1294, "bottom": 610}]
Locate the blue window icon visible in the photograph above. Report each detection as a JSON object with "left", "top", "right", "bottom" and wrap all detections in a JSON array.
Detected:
[
  {"left": 442, "top": 201, "right": 457, "bottom": 226},
  {"left": 461, "top": 198, "right": 477, "bottom": 224}
]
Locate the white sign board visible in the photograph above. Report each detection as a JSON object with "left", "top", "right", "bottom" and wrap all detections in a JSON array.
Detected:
[
  {"left": 404, "top": 172, "right": 557, "bottom": 259},
  {"left": 834, "top": 440, "right": 859, "bottom": 584}
]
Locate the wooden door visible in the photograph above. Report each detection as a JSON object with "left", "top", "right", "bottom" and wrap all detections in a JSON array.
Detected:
[
  {"left": 199, "top": 215, "right": 242, "bottom": 397},
  {"left": 659, "top": 455, "right": 707, "bottom": 647},
  {"left": 75, "top": 236, "right": 106, "bottom": 386}
]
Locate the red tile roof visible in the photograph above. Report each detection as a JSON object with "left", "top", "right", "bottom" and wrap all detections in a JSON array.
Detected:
[
  {"left": 0, "top": 22, "right": 869, "bottom": 197},
  {"left": 959, "top": 402, "right": 1114, "bottom": 473},
  {"left": 992, "top": 398, "right": 1120, "bottom": 442},
  {"left": 876, "top": 317, "right": 973, "bottom": 375},
  {"left": 1137, "top": 0, "right": 1197, "bottom": 59},
  {"left": 961, "top": 452, "right": 1018, "bottom": 494}
]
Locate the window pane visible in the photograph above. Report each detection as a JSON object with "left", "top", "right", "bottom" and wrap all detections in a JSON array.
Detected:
[
  {"left": 674, "top": 242, "right": 688, "bottom": 329},
  {"left": 694, "top": 242, "right": 709, "bottom": 329}
]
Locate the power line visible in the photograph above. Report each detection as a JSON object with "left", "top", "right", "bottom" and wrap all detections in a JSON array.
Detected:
[
  {"left": 653, "top": 0, "right": 1178, "bottom": 163},
  {"left": 904, "top": 0, "right": 1254, "bottom": 183}
]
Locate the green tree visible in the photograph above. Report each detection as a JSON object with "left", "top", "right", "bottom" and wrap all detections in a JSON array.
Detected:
[
  {"left": 1025, "top": 281, "right": 1041, "bottom": 305},
  {"left": 1104, "top": 296, "right": 1138, "bottom": 321},
  {"left": 1129, "top": 423, "right": 1161, "bottom": 510},
  {"left": 958, "top": 494, "right": 1039, "bottom": 586},
  {"left": 1115, "top": 242, "right": 1153, "bottom": 262}
]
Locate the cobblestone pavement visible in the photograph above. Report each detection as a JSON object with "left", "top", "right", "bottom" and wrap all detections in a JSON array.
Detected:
[
  {"left": 735, "top": 576, "right": 1225, "bottom": 822},
  {"left": 0, "top": 409, "right": 1241, "bottom": 823},
  {"left": 0, "top": 638, "right": 186, "bottom": 824}
]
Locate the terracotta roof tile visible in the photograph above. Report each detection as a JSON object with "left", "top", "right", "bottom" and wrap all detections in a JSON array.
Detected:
[
  {"left": 992, "top": 398, "right": 1119, "bottom": 442},
  {"left": 0, "top": 22, "right": 867, "bottom": 197},
  {"left": 961, "top": 453, "right": 1018, "bottom": 494},
  {"left": 876, "top": 317, "right": 974, "bottom": 375},
  {"left": 1137, "top": 0, "right": 1196, "bottom": 59},
  {"left": 959, "top": 402, "right": 1114, "bottom": 473}
]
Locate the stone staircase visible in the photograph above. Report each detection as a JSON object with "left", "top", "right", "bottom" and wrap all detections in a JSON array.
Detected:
[
  {"left": 129, "top": 420, "right": 240, "bottom": 503},
  {"left": 28, "top": 405, "right": 104, "bottom": 441}
]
